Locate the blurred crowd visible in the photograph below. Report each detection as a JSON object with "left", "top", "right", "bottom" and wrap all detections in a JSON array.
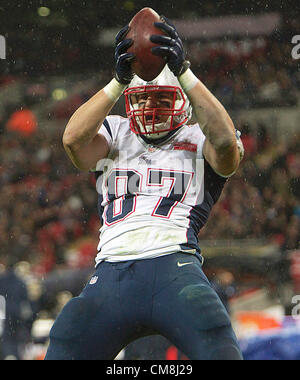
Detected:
[
  {"left": 0, "top": 127, "right": 99, "bottom": 275},
  {"left": 189, "top": 34, "right": 300, "bottom": 109}
]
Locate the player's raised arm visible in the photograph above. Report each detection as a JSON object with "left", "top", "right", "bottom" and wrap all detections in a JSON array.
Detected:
[
  {"left": 62, "top": 25, "right": 135, "bottom": 171},
  {"left": 151, "top": 16, "right": 242, "bottom": 177}
]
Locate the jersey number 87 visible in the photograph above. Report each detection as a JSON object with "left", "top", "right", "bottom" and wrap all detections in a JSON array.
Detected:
[{"left": 104, "top": 168, "right": 194, "bottom": 225}]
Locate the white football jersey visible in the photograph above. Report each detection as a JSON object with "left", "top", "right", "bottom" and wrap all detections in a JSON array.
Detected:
[{"left": 94, "top": 115, "right": 227, "bottom": 265}]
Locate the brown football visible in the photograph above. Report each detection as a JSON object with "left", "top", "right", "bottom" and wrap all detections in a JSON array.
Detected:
[{"left": 127, "top": 8, "right": 166, "bottom": 81}]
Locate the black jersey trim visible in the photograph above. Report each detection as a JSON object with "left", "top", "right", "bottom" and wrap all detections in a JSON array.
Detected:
[{"left": 103, "top": 118, "right": 112, "bottom": 139}]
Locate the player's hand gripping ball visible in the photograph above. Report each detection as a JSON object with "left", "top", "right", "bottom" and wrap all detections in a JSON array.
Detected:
[
  {"left": 126, "top": 8, "right": 167, "bottom": 81},
  {"left": 151, "top": 15, "right": 190, "bottom": 77},
  {"left": 114, "top": 25, "right": 135, "bottom": 85}
]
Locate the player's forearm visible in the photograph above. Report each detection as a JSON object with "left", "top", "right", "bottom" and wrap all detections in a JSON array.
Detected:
[
  {"left": 179, "top": 69, "right": 236, "bottom": 151},
  {"left": 63, "top": 90, "right": 113, "bottom": 151}
]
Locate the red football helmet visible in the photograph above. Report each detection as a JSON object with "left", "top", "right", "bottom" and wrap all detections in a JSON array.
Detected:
[{"left": 125, "top": 65, "right": 192, "bottom": 140}]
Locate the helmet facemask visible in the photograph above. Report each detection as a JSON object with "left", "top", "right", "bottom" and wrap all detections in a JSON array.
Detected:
[{"left": 125, "top": 66, "right": 192, "bottom": 140}]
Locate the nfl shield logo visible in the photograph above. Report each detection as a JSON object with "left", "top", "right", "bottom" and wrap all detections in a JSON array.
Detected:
[{"left": 89, "top": 276, "right": 98, "bottom": 285}]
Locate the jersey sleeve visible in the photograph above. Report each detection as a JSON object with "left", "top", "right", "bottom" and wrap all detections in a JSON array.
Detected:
[
  {"left": 97, "top": 115, "right": 122, "bottom": 150},
  {"left": 93, "top": 115, "right": 123, "bottom": 173}
]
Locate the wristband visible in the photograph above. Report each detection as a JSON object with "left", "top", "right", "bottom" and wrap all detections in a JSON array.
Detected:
[
  {"left": 103, "top": 78, "right": 127, "bottom": 101},
  {"left": 178, "top": 68, "right": 199, "bottom": 92}
]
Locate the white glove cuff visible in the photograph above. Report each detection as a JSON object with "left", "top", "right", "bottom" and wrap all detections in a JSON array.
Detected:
[
  {"left": 178, "top": 68, "right": 199, "bottom": 92},
  {"left": 103, "top": 78, "right": 127, "bottom": 101}
]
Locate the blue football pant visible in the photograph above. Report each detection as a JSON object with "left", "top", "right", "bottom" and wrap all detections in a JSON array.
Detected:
[{"left": 45, "top": 253, "right": 243, "bottom": 360}]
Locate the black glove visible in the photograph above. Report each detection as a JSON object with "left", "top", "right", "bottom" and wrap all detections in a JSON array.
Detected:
[
  {"left": 150, "top": 15, "right": 190, "bottom": 77},
  {"left": 114, "top": 25, "right": 135, "bottom": 85}
]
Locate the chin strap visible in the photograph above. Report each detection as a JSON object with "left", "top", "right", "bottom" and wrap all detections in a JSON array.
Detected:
[{"left": 138, "top": 127, "right": 181, "bottom": 146}]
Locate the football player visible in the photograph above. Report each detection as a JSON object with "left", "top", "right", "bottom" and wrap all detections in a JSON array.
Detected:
[{"left": 45, "top": 16, "right": 244, "bottom": 360}]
